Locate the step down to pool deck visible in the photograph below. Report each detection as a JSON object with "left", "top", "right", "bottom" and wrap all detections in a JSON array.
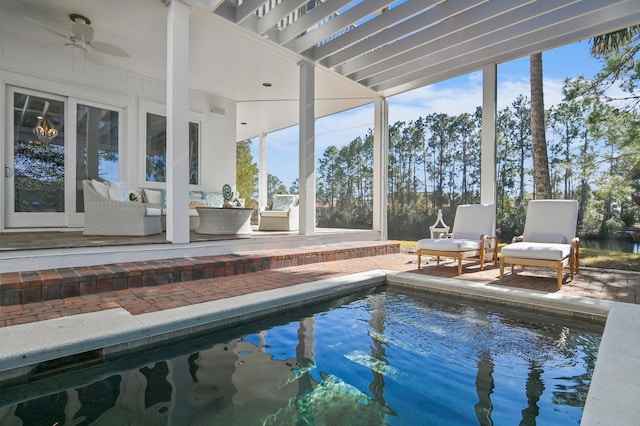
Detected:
[{"left": 0, "top": 241, "right": 399, "bottom": 307}]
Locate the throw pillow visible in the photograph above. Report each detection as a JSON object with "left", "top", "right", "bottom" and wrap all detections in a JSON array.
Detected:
[
  {"left": 144, "top": 189, "right": 163, "bottom": 205},
  {"left": 91, "top": 179, "right": 109, "bottom": 198},
  {"left": 159, "top": 189, "right": 167, "bottom": 209},
  {"left": 205, "top": 192, "right": 223, "bottom": 208},
  {"left": 108, "top": 181, "right": 128, "bottom": 201},
  {"left": 273, "top": 195, "right": 295, "bottom": 211}
]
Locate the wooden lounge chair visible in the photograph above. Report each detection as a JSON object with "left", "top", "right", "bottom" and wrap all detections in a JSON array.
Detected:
[
  {"left": 417, "top": 204, "right": 498, "bottom": 275},
  {"left": 500, "top": 199, "right": 579, "bottom": 289}
]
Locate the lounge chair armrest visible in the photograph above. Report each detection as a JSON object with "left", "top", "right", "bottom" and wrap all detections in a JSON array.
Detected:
[
  {"left": 571, "top": 237, "right": 580, "bottom": 252},
  {"left": 483, "top": 235, "right": 498, "bottom": 247},
  {"left": 511, "top": 235, "right": 524, "bottom": 243}
]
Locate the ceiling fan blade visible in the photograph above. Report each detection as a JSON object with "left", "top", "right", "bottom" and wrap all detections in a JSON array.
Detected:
[
  {"left": 90, "top": 41, "right": 129, "bottom": 58},
  {"left": 25, "top": 17, "right": 69, "bottom": 40},
  {"left": 81, "top": 47, "right": 105, "bottom": 66},
  {"left": 71, "top": 22, "right": 94, "bottom": 42}
]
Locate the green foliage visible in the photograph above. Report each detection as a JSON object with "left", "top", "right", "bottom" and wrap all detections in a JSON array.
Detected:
[
  {"left": 236, "top": 139, "right": 258, "bottom": 206},
  {"left": 267, "top": 174, "right": 287, "bottom": 204},
  {"left": 580, "top": 202, "right": 605, "bottom": 237},
  {"left": 603, "top": 217, "right": 627, "bottom": 236},
  {"left": 14, "top": 140, "right": 65, "bottom": 212},
  {"left": 289, "top": 178, "right": 299, "bottom": 194},
  {"left": 316, "top": 131, "right": 374, "bottom": 229}
]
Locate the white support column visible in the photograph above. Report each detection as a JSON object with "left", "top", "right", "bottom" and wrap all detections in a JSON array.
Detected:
[
  {"left": 481, "top": 63, "right": 497, "bottom": 206},
  {"left": 166, "top": 0, "right": 191, "bottom": 243},
  {"left": 373, "top": 97, "right": 388, "bottom": 240},
  {"left": 258, "top": 132, "right": 268, "bottom": 213},
  {"left": 298, "top": 60, "right": 316, "bottom": 235}
]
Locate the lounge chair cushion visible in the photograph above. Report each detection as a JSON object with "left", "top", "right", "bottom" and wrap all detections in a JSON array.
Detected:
[
  {"left": 527, "top": 232, "right": 568, "bottom": 244},
  {"left": 417, "top": 238, "right": 482, "bottom": 252},
  {"left": 501, "top": 242, "right": 571, "bottom": 261},
  {"left": 453, "top": 231, "right": 483, "bottom": 240},
  {"left": 452, "top": 204, "right": 495, "bottom": 237},
  {"left": 523, "top": 200, "right": 578, "bottom": 244}
]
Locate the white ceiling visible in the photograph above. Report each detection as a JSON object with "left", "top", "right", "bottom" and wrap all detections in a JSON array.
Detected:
[{"left": 1, "top": 0, "right": 639, "bottom": 140}]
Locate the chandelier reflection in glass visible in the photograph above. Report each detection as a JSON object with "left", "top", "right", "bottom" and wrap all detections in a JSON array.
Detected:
[{"left": 33, "top": 101, "right": 59, "bottom": 143}]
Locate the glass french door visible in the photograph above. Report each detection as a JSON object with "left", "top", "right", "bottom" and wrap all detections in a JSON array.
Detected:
[{"left": 5, "top": 87, "right": 121, "bottom": 229}]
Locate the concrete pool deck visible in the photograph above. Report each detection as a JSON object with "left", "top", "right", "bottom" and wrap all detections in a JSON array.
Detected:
[{"left": 0, "top": 247, "right": 638, "bottom": 423}]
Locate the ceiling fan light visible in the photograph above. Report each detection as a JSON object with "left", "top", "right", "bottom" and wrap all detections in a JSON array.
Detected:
[{"left": 33, "top": 115, "right": 58, "bottom": 143}]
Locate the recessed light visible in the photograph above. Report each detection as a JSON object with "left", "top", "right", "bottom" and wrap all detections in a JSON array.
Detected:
[{"left": 262, "top": 82, "right": 272, "bottom": 87}]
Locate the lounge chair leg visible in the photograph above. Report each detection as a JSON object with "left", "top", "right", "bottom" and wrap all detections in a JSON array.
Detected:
[
  {"left": 570, "top": 258, "right": 575, "bottom": 281},
  {"left": 457, "top": 258, "right": 462, "bottom": 276},
  {"left": 557, "top": 265, "right": 563, "bottom": 289},
  {"left": 417, "top": 251, "right": 421, "bottom": 270},
  {"left": 499, "top": 258, "right": 504, "bottom": 282},
  {"left": 436, "top": 256, "right": 440, "bottom": 265}
]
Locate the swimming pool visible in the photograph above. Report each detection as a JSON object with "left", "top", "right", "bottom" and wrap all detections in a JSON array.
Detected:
[{"left": 0, "top": 286, "right": 603, "bottom": 425}]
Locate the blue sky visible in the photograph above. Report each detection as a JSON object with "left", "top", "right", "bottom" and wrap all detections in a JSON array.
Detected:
[{"left": 250, "top": 39, "right": 604, "bottom": 189}]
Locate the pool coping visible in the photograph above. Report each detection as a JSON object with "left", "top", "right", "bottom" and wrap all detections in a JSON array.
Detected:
[{"left": 0, "top": 269, "right": 637, "bottom": 424}]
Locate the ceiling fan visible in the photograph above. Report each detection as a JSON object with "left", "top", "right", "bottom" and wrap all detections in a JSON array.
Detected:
[{"left": 26, "top": 13, "right": 129, "bottom": 65}]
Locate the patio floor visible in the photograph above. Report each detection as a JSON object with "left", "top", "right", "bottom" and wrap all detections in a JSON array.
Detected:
[{"left": 0, "top": 242, "right": 638, "bottom": 328}]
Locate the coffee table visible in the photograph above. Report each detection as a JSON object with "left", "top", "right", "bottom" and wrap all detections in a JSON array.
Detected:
[{"left": 195, "top": 207, "right": 253, "bottom": 235}]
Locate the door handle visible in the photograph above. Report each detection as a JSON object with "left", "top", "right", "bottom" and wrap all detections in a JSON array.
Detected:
[{"left": 4, "top": 165, "right": 13, "bottom": 177}]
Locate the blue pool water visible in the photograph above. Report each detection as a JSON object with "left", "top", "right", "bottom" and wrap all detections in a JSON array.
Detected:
[{"left": 0, "top": 287, "right": 603, "bottom": 425}]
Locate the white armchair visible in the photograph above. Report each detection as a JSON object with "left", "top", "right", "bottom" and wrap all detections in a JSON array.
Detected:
[
  {"left": 258, "top": 194, "right": 299, "bottom": 231},
  {"left": 82, "top": 180, "right": 162, "bottom": 236}
]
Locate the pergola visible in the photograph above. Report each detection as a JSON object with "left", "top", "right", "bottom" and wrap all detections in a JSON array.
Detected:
[{"left": 1, "top": 0, "right": 639, "bottom": 244}]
